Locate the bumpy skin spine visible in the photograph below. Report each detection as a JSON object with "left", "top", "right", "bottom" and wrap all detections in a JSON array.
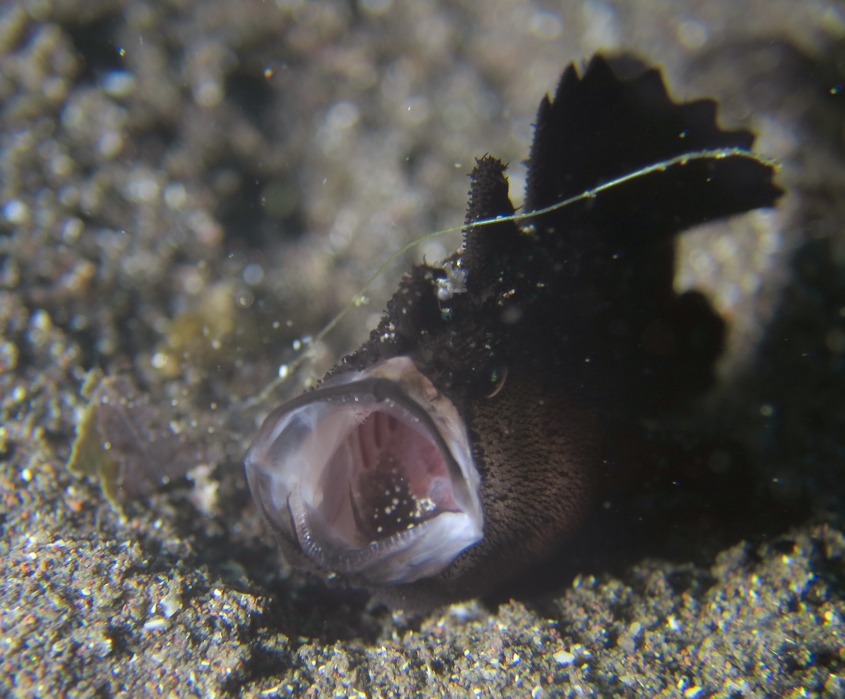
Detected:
[{"left": 307, "top": 56, "right": 782, "bottom": 608}]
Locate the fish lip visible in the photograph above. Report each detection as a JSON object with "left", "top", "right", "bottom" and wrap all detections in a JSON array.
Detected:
[{"left": 245, "top": 356, "right": 484, "bottom": 585}]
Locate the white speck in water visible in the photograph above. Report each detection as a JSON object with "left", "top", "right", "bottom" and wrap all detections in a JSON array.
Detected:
[
  {"left": 677, "top": 19, "right": 709, "bottom": 50},
  {"left": 2, "top": 199, "right": 29, "bottom": 224},
  {"left": 102, "top": 70, "right": 136, "bottom": 98},
  {"left": 124, "top": 169, "right": 160, "bottom": 202},
  {"left": 61, "top": 217, "right": 84, "bottom": 244},
  {"left": 163, "top": 182, "right": 187, "bottom": 210},
  {"left": 243, "top": 263, "right": 264, "bottom": 285},
  {"left": 97, "top": 130, "right": 123, "bottom": 159},
  {"left": 195, "top": 80, "right": 224, "bottom": 107},
  {"left": 326, "top": 100, "right": 360, "bottom": 131},
  {"left": 529, "top": 9, "right": 563, "bottom": 40}
]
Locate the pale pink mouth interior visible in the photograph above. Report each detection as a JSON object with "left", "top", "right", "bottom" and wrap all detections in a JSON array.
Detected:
[
  {"left": 315, "top": 409, "right": 460, "bottom": 547},
  {"left": 245, "top": 356, "right": 485, "bottom": 583}
]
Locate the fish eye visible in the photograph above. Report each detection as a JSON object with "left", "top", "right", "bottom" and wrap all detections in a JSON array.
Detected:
[
  {"left": 484, "top": 363, "right": 508, "bottom": 398},
  {"left": 467, "top": 360, "right": 508, "bottom": 398}
]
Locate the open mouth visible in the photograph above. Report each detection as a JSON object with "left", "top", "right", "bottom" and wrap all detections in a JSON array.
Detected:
[{"left": 244, "top": 356, "right": 483, "bottom": 585}]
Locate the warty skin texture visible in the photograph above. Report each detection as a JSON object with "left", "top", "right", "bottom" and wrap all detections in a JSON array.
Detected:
[{"left": 245, "top": 55, "right": 782, "bottom": 610}]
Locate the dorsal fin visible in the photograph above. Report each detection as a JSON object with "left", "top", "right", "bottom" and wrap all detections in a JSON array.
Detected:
[
  {"left": 523, "top": 55, "right": 781, "bottom": 243},
  {"left": 462, "top": 155, "right": 519, "bottom": 295}
]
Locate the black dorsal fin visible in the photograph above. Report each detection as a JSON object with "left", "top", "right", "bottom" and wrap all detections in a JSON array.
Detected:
[
  {"left": 453, "top": 55, "right": 782, "bottom": 418},
  {"left": 523, "top": 55, "right": 781, "bottom": 242},
  {"left": 462, "top": 155, "right": 519, "bottom": 295}
]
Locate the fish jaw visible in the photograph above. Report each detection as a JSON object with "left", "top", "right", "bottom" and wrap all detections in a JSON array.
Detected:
[{"left": 244, "top": 356, "right": 484, "bottom": 585}]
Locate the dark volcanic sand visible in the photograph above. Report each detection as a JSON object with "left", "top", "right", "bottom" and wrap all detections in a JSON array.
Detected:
[{"left": 2, "top": 1, "right": 845, "bottom": 696}]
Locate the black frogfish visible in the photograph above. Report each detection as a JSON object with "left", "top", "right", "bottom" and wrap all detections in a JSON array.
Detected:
[{"left": 245, "top": 55, "right": 782, "bottom": 609}]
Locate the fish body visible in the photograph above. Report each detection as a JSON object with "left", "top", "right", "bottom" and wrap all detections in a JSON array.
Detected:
[{"left": 245, "top": 55, "right": 782, "bottom": 608}]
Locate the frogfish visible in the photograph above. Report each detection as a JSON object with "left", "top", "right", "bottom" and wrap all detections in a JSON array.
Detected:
[{"left": 244, "top": 55, "right": 782, "bottom": 609}]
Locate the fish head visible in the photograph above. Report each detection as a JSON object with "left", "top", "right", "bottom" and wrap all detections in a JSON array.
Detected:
[{"left": 243, "top": 54, "right": 782, "bottom": 605}]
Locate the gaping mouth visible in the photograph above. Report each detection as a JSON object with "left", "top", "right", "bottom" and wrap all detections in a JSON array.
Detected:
[{"left": 244, "top": 356, "right": 483, "bottom": 585}]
